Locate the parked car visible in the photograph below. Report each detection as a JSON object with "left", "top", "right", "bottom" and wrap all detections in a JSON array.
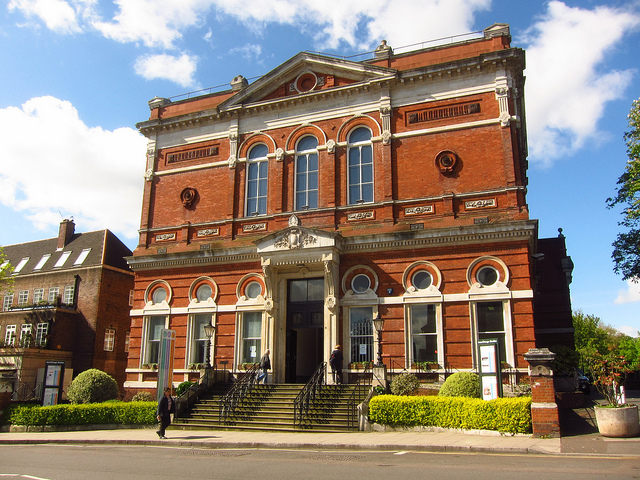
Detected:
[{"left": 576, "top": 369, "right": 591, "bottom": 394}]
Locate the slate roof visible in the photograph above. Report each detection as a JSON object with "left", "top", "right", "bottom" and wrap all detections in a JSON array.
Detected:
[{"left": 1, "top": 230, "right": 132, "bottom": 276}]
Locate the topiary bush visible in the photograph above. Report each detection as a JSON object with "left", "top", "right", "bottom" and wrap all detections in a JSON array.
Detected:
[
  {"left": 131, "top": 391, "right": 154, "bottom": 402},
  {"left": 67, "top": 369, "right": 119, "bottom": 404},
  {"left": 176, "top": 381, "right": 196, "bottom": 397},
  {"left": 390, "top": 372, "right": 420, "bottom": 396},
  {"left": 438, "top": 372, "right": 481, "bottom": 398}
]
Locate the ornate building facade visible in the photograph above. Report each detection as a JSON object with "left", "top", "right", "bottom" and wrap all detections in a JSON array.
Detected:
[{"left": 125, "top": 24, "right": 574, "bottom": 395}]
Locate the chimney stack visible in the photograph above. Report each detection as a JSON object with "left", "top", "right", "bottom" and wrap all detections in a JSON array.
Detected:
[{"left": 57, "top": 219, "right": 75, "bottom": 250}]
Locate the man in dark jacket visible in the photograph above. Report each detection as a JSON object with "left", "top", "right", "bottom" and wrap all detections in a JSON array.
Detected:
[
  {"left": 329, "top": 345, "right": 343, "bottom": 385},
  {"left": 258, "top": 349, "right": 271, "bottom": 384},
  {"left": 156, "top": 387, "right": 175, "bottom": 439}
]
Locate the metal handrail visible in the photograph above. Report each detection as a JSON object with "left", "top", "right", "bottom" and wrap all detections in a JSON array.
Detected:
[
  {"left": 293, "top": 362, "right": 326, "bottom": 428},
  {"left": 219, "top": 364, "right": 260, "bottom": 425},
  {"left": 346, "top": 362, "right": 373, "bottom": 429},
  {"left": 175, "top": 365, "right": 220, "bottom": 419}
]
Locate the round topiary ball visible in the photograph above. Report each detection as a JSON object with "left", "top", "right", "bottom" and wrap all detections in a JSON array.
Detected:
[
  {"left": 438, "top": 372, "right": 481, "bottom": 398},
  {"left": 67, "top": 369, "right": 119, "bottom": 404},
  {"left": 390, "top": 372, "right": 420, "bottom": 396}
]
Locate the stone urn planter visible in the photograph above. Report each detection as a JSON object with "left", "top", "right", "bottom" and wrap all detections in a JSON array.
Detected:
[{"left": 594, "top": 404, "right": 640, "bottom": 438}]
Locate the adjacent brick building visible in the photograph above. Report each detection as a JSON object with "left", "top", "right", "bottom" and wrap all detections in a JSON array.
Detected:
[
  {"left": 125, "top": 24, "right": 574, "bottom": 396},
  {"left": 0, "top": 220, "right": 134, "bottom": 398}
]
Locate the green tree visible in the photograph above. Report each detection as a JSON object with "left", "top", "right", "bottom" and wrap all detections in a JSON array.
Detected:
[
  {"left": 607, "top": 97, "right": 640, "bottom": 282},
  {"left": 572, "top": 310, "right": 611, "bottom": 355},
  {"left": 0, "top": 246, "right": 14, "bottom": 290}
]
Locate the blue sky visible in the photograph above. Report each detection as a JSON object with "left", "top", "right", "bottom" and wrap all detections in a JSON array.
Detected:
[{"left": 1, "top": 0, "right": 639, "bottom": 335}]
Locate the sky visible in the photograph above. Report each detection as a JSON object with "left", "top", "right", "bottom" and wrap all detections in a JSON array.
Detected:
[{"left": 0, "top": 0, "right": 639, "bottom": 336}]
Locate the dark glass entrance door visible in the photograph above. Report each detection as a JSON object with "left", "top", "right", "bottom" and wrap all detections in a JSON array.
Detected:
[{"left": 285, "top": 278, "right": 324, "bottom": 383}]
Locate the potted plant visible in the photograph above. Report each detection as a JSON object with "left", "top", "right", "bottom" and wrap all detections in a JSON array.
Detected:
[{"left": 586, "top": 348, "right": 640, "bottom": 437}]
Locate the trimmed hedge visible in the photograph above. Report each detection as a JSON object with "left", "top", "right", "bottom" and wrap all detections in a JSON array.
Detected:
[
  {"left": 7, "top": 401, "right": 157, "bottom": 426},
  {"left": 369, "top": 395, "right": 532, "bottom": 434}
]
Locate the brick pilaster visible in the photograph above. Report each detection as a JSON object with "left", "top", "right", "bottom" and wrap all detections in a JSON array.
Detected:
[{"left": 524, "top": 348, "right": 560, "bottom": 438}]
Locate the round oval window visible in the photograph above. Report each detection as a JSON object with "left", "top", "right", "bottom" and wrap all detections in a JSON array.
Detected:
[
  {"left": 412, "top": 270, "right": 432, "bottom": 290},
  {"left": 196, "top": 284, "right": 212, "bottom": 302},
  {"left": 152, "top": 287, "right": 167, "bottom": 304},
  {"left": 352, "top": 274, "right": 371, "bottom": 294},
  {"left": 477, "top": 266, "right": 498, "bottom": 286},
  {"left": 246, "top": 281, "right": 262, "bottom": 299}
]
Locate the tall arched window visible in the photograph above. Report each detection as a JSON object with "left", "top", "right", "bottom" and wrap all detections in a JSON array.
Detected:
[
  {"left": 295, "top": 136, "right": 319, "bottom": 210},
  {"left": 246, "top": 144, "right": 269, "bottom": 216},
  {"left": 347, "top": 127, "right": 373, "bottom": 205}
]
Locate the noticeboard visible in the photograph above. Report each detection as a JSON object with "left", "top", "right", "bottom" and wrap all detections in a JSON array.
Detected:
[
  {"left": 42, "top": 361, "right": 65, "bottom": 406},
  {"left": 477, "top": 339, "right": 502, "bottom": 400}
]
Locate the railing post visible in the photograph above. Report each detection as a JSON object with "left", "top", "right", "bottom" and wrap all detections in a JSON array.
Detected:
[{"left": 524, "top": 348, "right": 560, "bottom": 438}]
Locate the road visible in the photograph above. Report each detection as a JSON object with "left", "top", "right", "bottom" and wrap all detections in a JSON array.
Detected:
[{"left": 0, "top": 445, "right": 638, "bottom": 479}]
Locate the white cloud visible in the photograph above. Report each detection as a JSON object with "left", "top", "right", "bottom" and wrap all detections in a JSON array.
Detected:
[
  {"left": 7, "top": 0, "right": 82, "bottom": 33},
  {"left": 615, "top": 279, "right": 640, "bottom": 304},
  {"left": 617, "top": 325, "right": 639, "bottom": 338},
  {"left": 521, "top": 1, "right": 640, "bottom": 167},
  {"left": 0, "top": 96, "right": 147, "bottom": 241},
  {"left": 229, "top": 43, "right": 262, "bottom": 61},
  {"left": 134, "top": 53, "right": 199, "bottom": 88}
]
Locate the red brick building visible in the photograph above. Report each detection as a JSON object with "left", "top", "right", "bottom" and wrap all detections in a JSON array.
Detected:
[
  {"left": 0, "top": 220, "right": 134, "bottom": 397},
  {"left": 125, "top": 24, "right": 574, "bottom": 395}
]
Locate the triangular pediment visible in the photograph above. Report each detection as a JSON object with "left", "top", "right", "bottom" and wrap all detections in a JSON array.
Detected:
[
  {"left": 219, "top": 52, "right": 397, "bottom": 109},
  {"left": 256, "top": 224, "right": 341, "bottom": 254}
]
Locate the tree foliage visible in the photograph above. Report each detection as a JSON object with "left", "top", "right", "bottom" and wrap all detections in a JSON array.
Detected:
[
  {"left": 0, "top": 246, "right": 14, "bottom": 291},
  {"left": 608, "top": 98, "right": 640, "bottom": 282}
]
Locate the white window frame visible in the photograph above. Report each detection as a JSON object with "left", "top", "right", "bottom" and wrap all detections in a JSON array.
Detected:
[
  {"left": 470, "top": 300, "right": 514, "bottom": 369},
  {"left": 237, "top": 311, "right": 263, "bottom": 367},
  {"left": 3, "top": 293, "right": 13, "bottom": 311},
  {"left": 63, "top": 285, "right": 75, "bottom": 305},
  {"left": 129, "top": 290, "right": 135, "bottom": 307},
  {"left": 33, "top": 288, "right": 45, "bottom": 304},
  {"left": 104, "top": 328, "right": 115, "bottom": 351},
  {"left": 35, "top": 323, "right": 49, "bottom": 347},
  {"left": 347, "top": 127, "right": 374, "bottom": 205},
  {"left": 294, "top": 136, "right": 319, "bottom": 210},
  {"left": 406, "top": 302, "right": 443, "bottom": 367},
  {"left": 48, "top": 287, "right": 60, "bottom": 303},
  {"left": 124, "top": 330, "right": 130, "bottom": 352},
  {"left": 189, "top": 313, "right": 213, "bottom": 366},
  {"left": 142, "top": 315, "right": 167, "bottom": 366},
  {"left": 347, "top": 306, "right": 375, "bottom": 366},
  {"left": 20, "top": 324, "right": 32, "bottom": 347},
  {"left": 245, "top": 143, "right": 269, "bottom": 217},
  {"left": 5, "top": 325, "right": 16, "bottom": 346},
  {"left": 18, "top": 290, "right": 29, "bottom": 306}
]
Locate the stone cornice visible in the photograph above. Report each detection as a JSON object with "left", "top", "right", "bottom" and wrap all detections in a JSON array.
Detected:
[{"left": 128, "top": 220, "right": 537, "bottom": 272}]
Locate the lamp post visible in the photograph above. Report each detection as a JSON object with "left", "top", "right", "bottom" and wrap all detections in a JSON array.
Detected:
[
  {"left": 373, "top": 312, "right": 384, "bottom": 366},
  {"left": 203, "top": 324, "right": 216, "bottom": 368}
]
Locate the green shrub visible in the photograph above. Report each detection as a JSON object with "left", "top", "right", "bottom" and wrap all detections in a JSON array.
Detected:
[
  {"left": 369, "top": 395, "right": 532, "bottom": 434},
  {"left": 67, "top": 369, "right": 119, "bottom": 404},
  {"left": 176, "top": 381, "right": 196, "bottom": 397},
  {"left": 390, "top": 373, "right": 420, "bottom": 396},
  {"left": 8, "top": 401, "right": 157, "bottom": 426},
  {"left": 131, "top": 391, "right": 154, "bottom": 402},
  {"left": 438, "top": 372, "right": 481, "bottom": 398}
]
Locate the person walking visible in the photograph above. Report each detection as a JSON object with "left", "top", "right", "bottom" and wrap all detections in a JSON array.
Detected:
[
  {"left": 156, "top": 387, "right": 175, "bottom": 439},
  {"left": 258, "top": 349, "right": 271, "bottom": 384},
  {"left": 329, "top": 344, "right": 343, "bottom": 385}
]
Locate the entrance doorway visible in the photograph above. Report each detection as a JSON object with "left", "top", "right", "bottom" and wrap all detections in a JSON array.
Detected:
[{"left": 285, "top": 278, "right": 324, "bottom": 383}]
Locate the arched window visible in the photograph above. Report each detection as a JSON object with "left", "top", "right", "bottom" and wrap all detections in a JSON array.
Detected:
[
  {"left": 246, "top": 144, "right": 269, "bottom": 216},
  {"left": 347, "top": 127, "right": 373, "bottom": 205},
  {"left": 295, "top": 136, "right": 319, "bottom": 210}
]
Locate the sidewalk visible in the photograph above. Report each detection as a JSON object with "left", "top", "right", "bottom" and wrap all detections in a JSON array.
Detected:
[{"left": 0, "top": 426, "right": 562, "bottom": 455}]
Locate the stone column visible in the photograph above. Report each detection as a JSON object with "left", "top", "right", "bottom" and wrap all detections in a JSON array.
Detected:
[{"left": 524, "top": 348, "right": 560, "bottom": 438}]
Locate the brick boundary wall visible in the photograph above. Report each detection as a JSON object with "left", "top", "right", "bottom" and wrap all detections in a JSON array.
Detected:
[{"left": 525, "top": 348, "right": 560, "bottom": 438}]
